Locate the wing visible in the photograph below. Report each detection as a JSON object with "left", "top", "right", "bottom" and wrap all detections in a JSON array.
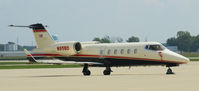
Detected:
[{"left": 24, "top": 49, "right": 102, "bottom": 65}]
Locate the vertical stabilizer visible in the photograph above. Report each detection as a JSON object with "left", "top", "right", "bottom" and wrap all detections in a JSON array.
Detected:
[{"left": 29, "top": 24, "right": 55, "bottom": 48}]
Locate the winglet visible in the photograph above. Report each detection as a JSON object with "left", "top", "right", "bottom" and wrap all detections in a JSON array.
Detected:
[{"left": 24, "top": 49, "right": 37, "bottom": 63}]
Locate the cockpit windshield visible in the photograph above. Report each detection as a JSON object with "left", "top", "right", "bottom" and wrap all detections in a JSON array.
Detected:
[{"left": 145, "top": 44, "right": 165, "bottom": 51}]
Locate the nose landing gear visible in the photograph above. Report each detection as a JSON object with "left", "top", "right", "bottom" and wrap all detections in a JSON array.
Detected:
[{"left": 166, "top": 67, "right": 175, "bottom": 74}]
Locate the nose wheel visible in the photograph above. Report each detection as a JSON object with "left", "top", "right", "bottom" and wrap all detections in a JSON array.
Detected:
[
  {"left": 166, "top": 67, "right": 175, "bottom": 74},
  {"left": 82, "top": 64, "right": 91, "bottom": 76}
]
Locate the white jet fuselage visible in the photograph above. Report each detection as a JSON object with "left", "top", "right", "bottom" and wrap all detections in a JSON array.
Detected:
[{"left": 32, "top": 41, "right": 189, "bottom": 67}]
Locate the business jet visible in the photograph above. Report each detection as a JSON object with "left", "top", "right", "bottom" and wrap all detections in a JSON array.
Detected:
[{"left": 9, "top": 23, "right": 189, "bottom": 76}]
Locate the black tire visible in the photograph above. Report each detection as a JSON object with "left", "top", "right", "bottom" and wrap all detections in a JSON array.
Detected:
[
  {"left": 83, "top": 70, "right": 91, "bottom": 76},
  {"left": 103, "top": 70, "right": 111, "bottom": 75},
  {"left": 166, "top": 68, "right": 174, "bottom": 74}
]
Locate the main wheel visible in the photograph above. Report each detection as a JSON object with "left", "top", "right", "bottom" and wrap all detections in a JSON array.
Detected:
[
  {"left": 82, "top": 64, "right": 91, "bottom": 76},
  {"left": 103, "top": 70, "right": 111, "bottom": 75},
  {"left": 83, "top": 70, "right": 91, "bottom": 76}
]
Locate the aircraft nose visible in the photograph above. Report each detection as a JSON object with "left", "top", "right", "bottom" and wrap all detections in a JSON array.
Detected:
[
  {"left": 178, "top": 55, "right": 190, "bottom": 63},
  {"left": 183, "top": 56, "right": 190, "bottom": 63},
  {"left": 163, "top": 50, "right": 190, "bottom": 64}
]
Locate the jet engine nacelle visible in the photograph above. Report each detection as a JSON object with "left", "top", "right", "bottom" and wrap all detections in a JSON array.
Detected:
[{"left": 53, "top": 41, "right": 82, "bottom": 56}]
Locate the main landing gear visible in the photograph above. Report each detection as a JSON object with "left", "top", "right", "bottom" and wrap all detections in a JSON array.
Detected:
[
  {"left": 166, "top": 67, "right": 175, "bottom": 74},
  {"left": 82, "top": 64, "right": 113, "bottom": 76},
  {"left": 103, "top": 66, "right": 112, "bottom": 75},
  {"left": 82, "top": 64, "right": 91, "bottom": 76}
]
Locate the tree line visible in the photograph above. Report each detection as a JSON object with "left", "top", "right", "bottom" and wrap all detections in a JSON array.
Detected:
[
  {"left": 93, "top": 36, "right": 140, "bottom": 43},
  {"left": 167, "top": 31, "right": 199, "bottom": 52}
]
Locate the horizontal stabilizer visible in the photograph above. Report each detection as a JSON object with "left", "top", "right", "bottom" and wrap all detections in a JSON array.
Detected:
[
  {"left": 24, "top": 49, "right": 37, "bottom": 63},
  {"left": 8, "top": 24, "right": 48, "bottom": 29},
  {"left": 34, "top": 59, "right": 103, "bottom": 65}
]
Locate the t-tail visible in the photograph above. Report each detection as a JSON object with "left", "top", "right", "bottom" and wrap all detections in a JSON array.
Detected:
[{"left": 9, "top": 23, "right": 56, "bottom": 48}]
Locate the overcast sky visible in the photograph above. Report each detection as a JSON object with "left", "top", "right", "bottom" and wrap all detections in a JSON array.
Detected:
[{"left": 1, "top": 0, "right": 199, "bottom": 45}]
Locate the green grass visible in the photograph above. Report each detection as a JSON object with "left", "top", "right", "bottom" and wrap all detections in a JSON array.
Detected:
[
  {"left": 0, "top": 62, "right": 30, "bottom": 65},
  {"left": 190, "top": 59, "right": 199, "bottom": 61},
  {"left": 180, "top": 52, "right": 199, "bottom": 61},
  {"left": 0, "top": 57, "right": 26, "bottom": 60},
  {"left": 0, "top": 64, "right": 81, "bottom": 69},
  {"left": 181, "top": 52, "right": 199, "bottom": 57},
  {"left": 0, "top": 61, "right": 81, "bottom": 69}
]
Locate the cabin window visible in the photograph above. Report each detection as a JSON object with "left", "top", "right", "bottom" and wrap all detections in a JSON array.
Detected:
[
  {"left": 145, "top": 45, "right": 164, "bottom": 51},
  {"left": 107, "top": 49, "right": 111, "bottom": 55},
  {"left": 127, "top": 49, "right": 131, "bottom": 54},
  {"left": 134, "top": 49, "right": 137, "bottom": 54},
  {"left": 100, "top": 50, "right": 103, "bottom": 55},
  {"left": 120, "top": 49, "right": 124, "bottom": 54},
  {"left": 114, "top": 49, "right": 117, "bottom": 54}
]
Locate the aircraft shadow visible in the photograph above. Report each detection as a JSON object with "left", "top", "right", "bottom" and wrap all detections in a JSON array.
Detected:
[{"left": 27, "top": 73, "right": 164, "bottom": 78}]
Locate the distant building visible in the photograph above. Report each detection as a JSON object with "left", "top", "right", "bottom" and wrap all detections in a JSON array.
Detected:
[
  {"left": 23, "top": 46, "right": 36, "bottom": 51},
  {"left": 0, "top": 51, "right": 28, "bottom": 57},
  {"left": 166, "top": 46, "right": 179, "bottom": 53},
  {"left": 162, "top": 43, "right": 179, "bottom": 53},
  {"left": 4, "top": 42, "right": 18, "bottom": 51}
]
